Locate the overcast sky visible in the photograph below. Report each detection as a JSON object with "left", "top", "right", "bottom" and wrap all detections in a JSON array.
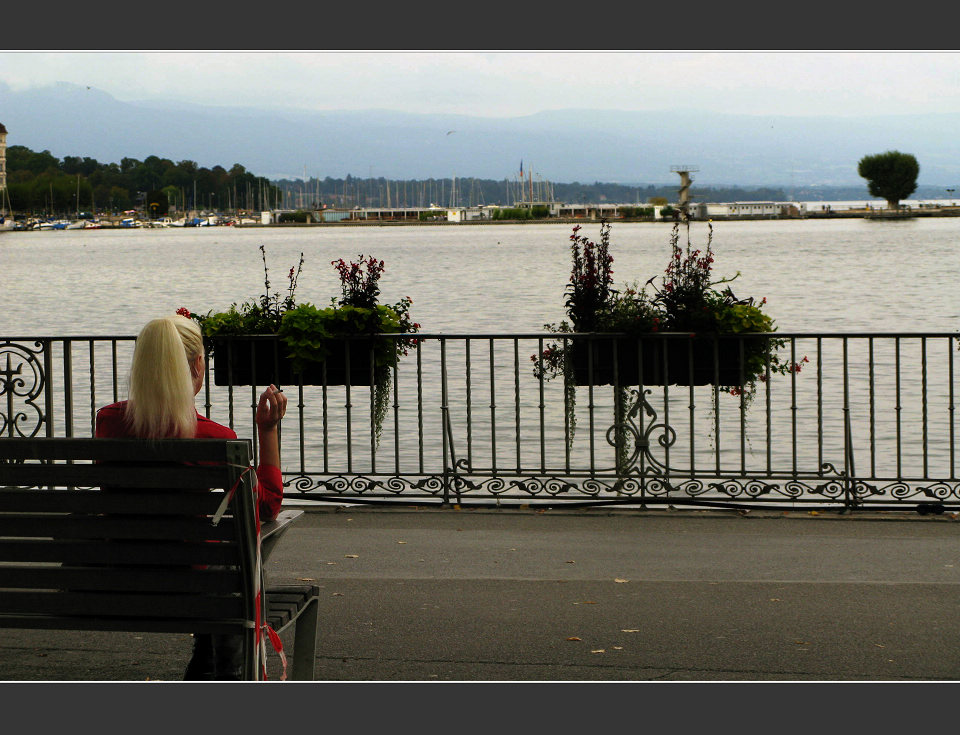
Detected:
[{"left": 3, "top": 51, "right": 960, "bottom": 119}]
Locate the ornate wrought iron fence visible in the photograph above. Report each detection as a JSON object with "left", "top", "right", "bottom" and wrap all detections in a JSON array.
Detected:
[{"left": 3, "top": 332, "right": 959, "bottom": 512}]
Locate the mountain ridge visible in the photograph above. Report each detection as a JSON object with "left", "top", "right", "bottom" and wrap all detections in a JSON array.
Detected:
[{"left": 1, "top": 82, "right": 957, "bottom": 189}]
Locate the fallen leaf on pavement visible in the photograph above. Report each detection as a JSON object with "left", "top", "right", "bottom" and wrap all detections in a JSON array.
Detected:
[
  {"left": 566, "top": 637, "right": 582, "bottom": 642},
  {"left": 591, "top": 649, "right": 605, "bottom": 654},
  {"left": 344, "top": 554, "right": 359, "bottom": 558},
  {"left": 621, "top": 629, "right": 640, "bottom": 633},
  {"left": 614, "top": 578, "right": 628, "bottom": 583}
]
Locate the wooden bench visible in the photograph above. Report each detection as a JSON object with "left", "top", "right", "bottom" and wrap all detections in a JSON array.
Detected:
[{"left": 0, "top": 437, "right": 319, "bottom": 681}]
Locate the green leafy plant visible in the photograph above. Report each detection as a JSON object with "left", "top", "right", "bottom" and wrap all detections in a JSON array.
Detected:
[
  {"left": 533, "top": 218, "right": 807, "bottom": 448},
  {"left": 278, "top": 299, "right": 418, "bottom": 375},
  {"left": 645, "top": 218, "right": 806, "bottom": 396},
  {"left": 181, "top": 247, "right": 420, "bottom": 444}
]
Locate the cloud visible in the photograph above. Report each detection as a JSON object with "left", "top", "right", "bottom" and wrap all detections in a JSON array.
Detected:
[{"left": 3, "top": 51, "right": 960, "bottom": 118}]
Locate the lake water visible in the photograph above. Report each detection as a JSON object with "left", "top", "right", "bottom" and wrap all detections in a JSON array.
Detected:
[
  {"left": 3, "top": 218, "right": 960, "bottom": 506},
  {"left": 3, "top": 217, "right": 960, "bottom": 336}
]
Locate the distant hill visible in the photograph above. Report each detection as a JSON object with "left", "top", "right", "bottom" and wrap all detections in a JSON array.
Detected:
[{"left": 2, "top": 81, "right": 959, "bottom": 190}]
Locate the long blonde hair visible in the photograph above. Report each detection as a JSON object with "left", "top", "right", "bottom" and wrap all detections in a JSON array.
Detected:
[{"left": 125, "top": 315, "right": 203, "bottom": 438}]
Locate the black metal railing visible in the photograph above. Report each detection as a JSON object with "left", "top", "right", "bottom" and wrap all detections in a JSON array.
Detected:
[{"left": 3, "top": 331, "right": 960, "bottom": 512}]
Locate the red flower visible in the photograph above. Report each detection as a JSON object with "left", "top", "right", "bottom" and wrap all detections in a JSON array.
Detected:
[{"left": 176, "top": 307, "right": 192, "bottom": 318}]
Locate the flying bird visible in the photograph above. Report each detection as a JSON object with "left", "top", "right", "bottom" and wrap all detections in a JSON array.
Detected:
[{"left": 446, "top": 130, "right": 456, "bottom": 135}]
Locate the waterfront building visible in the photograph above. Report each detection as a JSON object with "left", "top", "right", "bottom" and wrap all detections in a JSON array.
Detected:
[{"left": 693, "top": 201, "right": 806, "bottom": 219}]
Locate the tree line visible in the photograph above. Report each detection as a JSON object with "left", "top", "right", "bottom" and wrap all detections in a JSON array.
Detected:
[
  {"left": 4, "top": 143, "right": 923, "bottom": 218},
  {"left": 3, "top": 146, "right": 281, "bottom": 217}
]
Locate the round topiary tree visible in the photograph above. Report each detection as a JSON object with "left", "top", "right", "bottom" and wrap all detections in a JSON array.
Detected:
[{"left": 857, "top": 150, "right": 920, "bottom": 210}]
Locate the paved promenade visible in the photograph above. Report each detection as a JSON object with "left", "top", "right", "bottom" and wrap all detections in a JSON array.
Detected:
[{"left": 2, "top": 505, "right": 959, "bottom": 682}]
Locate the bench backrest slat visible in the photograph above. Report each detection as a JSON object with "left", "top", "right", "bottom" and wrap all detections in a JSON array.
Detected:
[
  {"left": 0, "top": 514, "right": 238, "bottom": 542},
  {"left": 0, "top": 437, "right": 247, "bottom": 463},
  {"left": 0, "top": 463, "right": 238, "bottom": 489},
  {"left": 3, "top": 591, "right": 246, "bottom": 620},
  {"left": 0, "top": 566, "right": 241, "bottom": 595},
  {"left": 0, "top": 489, "right": 232, "bottom": 515},
  {"left": 0, "top": 539, "right": 243, "bottom": 566}
]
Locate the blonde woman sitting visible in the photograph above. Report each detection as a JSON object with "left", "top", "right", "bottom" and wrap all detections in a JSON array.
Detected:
[{"left": 96, "top": 313, "right": 288, "bottom": 680}]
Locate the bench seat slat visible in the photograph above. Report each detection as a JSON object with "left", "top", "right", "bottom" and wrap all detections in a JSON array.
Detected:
[{"left": 265, "top": 585, "right": 321, "bottom": 635}]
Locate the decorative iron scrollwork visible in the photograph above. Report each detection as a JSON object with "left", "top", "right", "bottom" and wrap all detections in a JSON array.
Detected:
[
  {"left": 0, "top": 341, "right": 46, "bottom": 438},
  {"left": 277, "top": 380, "right": 960, "bottom": 510}
]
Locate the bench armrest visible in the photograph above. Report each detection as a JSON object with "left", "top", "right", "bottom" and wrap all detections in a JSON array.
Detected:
[{"left": 260, "top": 509, "right": 304, "bottom": 561}]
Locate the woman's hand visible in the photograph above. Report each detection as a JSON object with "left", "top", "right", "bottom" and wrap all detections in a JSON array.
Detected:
[{"left": 255, "top": 384, "right": 287, "bottom": 431}]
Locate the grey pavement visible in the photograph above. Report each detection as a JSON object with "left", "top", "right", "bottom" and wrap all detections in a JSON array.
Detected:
[{"left": 2, "top": 505, "right": 960, "bottom": 682}]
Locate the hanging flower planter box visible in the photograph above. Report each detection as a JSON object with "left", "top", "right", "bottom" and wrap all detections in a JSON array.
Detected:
[
  {"left": 568, "top": 335, "right": 766, "bottom": 387},
  {"left": 210, "top": 336, "right": 381, "bottom": 387}
]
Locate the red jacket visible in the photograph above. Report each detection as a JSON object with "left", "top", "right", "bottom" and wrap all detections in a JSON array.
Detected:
[{"left": 95, "top": 401, "right": 283, "bottom": 521}]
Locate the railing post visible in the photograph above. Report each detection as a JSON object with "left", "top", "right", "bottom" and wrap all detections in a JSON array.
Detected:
[
  {"left": 841, "top": 336, "right": 857, "bottom": 513},
  {"left": 62, "top": 340, "right": 74, "bottom": 438},
  {"left": 43, "top": 340, "right": 54, "bottom": 437},
  {"left": 439, "top": 337, "right": 460, "bottom": 506},
  {"left": 440, "top": 338, "right": 449, "bottom": 505}
]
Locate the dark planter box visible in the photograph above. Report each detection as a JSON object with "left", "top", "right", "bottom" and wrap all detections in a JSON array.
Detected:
[
  {"left": 209, "top": 336, "right": 382, "bottom": 387},
  {"left": 569, "top": 335, "right": 765, "bottom": 387}
]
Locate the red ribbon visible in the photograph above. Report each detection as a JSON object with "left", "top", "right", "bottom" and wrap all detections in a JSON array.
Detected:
[
  {"left": 251, "top": 472, "right": 287, "bottom": 681},
  {"left": 214, "top": 464, "right": 288, "bottom": 681}
]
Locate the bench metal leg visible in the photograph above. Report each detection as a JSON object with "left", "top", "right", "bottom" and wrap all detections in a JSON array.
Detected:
[
  {"left": 291, "top": 597, "right": 319, "bottom": 681},
  {"left": 244, "top": 628, "right": 259, "bottom": 681}
]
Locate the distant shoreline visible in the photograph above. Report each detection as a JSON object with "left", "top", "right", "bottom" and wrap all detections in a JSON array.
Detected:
[
  {"left": 226, "top": 207, "right": 960, "bottom": 226},
  {"left": 5, "top": 205, "right": 959, "bottom": 232}
]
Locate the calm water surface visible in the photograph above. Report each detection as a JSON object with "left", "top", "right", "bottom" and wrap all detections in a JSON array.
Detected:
[
  {"left": 4, "top": 219, "right": 960, "bottom": 501},
  {"left": 3, "top": 217, "right": 959, "bottom": 336}
]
